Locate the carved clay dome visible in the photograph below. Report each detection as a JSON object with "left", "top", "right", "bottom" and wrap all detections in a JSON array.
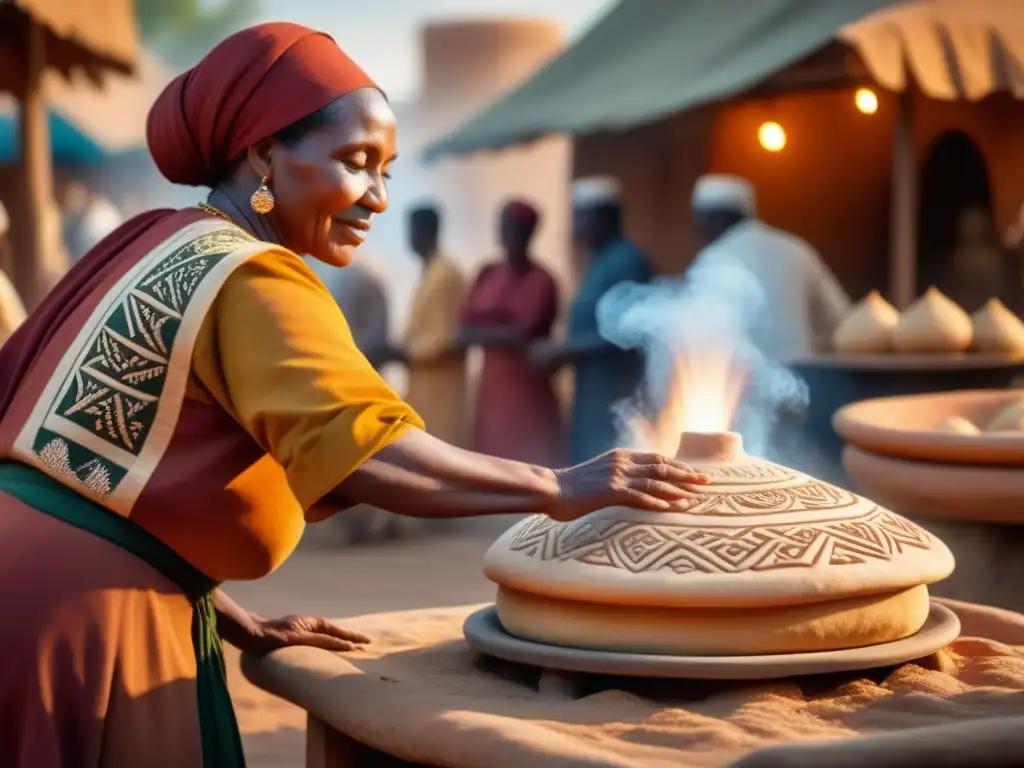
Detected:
[
  {"left": 833, "top": 290, "right": 899, "bottom": 354},
  {"left": 484, "top": 432, "right": 954, "bottom": 656}
]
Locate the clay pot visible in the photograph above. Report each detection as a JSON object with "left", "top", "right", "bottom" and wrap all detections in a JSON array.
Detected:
[
  {"left": 844, "top": 444, "right": 1024, "bottom": 525},
  {"left": 833, "top": 290, "right": 899, "bottom": 354},
  {"left": 893, "top": 287, "right": 973, "bottom": 354},
  {"left": 834, "top": 389, "right": 1024, "bottom": 465},
  {"left": 484, "top": 431, "right": 953, "bottom": 656},
  {"left": 972, "top": 299, "right": 1024, "bottom": 354}
]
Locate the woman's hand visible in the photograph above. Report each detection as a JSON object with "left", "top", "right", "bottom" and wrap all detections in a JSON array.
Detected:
[
  {"left": 235, "top": 614, "right": 371, "bottom": 653},
  {"left": 214, "top": 590, "right": 371, "bottom": 653},
  {"left": 546, "top": 449, "right": 712, "bottom": 522}
]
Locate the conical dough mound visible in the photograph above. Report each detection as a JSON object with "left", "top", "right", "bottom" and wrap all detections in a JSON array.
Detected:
[
  {"left": 833, "top": 290, "right": 899, "bottom": 354},
  {"left": 934, "top": 416, "right": 980, "bottom": 435},
  {"left": 971, "top": 298, "right": 1024, "bottom": 354},
  {"left": 893, "top": 287, "right": 973, "bottom": 354},
  {"left": 987, "top": 399, "right": 1024, "bottom": 432}
]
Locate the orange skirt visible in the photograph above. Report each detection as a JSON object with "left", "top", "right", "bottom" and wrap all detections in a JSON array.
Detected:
[{"left": 0, "top": 491, "right": 203, "bottom": 767}]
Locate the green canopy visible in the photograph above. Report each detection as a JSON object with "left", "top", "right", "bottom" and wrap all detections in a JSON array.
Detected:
[{"left": 423, "top": 0, "right": 898, "bottom": 161}]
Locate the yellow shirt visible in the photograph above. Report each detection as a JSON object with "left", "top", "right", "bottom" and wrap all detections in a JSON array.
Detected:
[{"left": 192, "top": 248, "right": 423, "bottom": 514}]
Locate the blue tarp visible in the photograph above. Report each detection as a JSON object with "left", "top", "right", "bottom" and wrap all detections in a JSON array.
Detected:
[{"left": 0, "top": 110, "right": 110, "bottom": 165}]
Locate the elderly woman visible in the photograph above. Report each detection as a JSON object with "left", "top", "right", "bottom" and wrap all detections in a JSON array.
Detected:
[{"left": 0, "top": 23, "right": 709, "bottom": 768}]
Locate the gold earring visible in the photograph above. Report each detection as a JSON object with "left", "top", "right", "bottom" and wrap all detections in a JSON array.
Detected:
[{"left": 250, "top": 175, "right": 275, "bottom": 215}]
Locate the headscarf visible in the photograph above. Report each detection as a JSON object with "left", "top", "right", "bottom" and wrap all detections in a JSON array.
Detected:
[
  {"left": 147, "top": 22, "right": 379, "bottom": 187},
  {"left": 503, "top": 199, "right": 540, "bottom": 231}
]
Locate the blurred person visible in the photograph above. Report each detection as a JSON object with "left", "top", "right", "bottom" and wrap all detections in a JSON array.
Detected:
[
  {"left": 531, "top": 176, "right": 653, "bottom": 463},
  {"left": 1003, "top": 203, "right": 1024, "bottom": 313},
  {"left": 689, "top": 174, "right": 851, "bottom": 361},
  {"left": 378, "top": 205, "right": 468, "bottom": 447},
  {"left": 0, "top": 202, "right": 27, "bottom": 344},
  {"left": 61, "top": 181, "right": 125, "bottom": 262},
  {"left": 0, "top": 24, "right": 710, "bottom": 766},
  {"left": 939, "top": 204, "right": 1016, "bottom": 313},
  {"left": 458, "top": 199, "right": 564, "bottom": 466}
]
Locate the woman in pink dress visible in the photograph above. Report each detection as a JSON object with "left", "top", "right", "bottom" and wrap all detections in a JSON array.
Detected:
[{"left": 458, "top": 200, "right": 566, "bottom": 466}]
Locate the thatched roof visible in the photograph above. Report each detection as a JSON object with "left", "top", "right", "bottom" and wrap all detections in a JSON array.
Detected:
[{"left": 0, "top": 0, "right": 139, "bottom": 91}]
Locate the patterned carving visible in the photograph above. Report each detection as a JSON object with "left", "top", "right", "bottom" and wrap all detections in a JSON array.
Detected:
[
  {"left": 676, "top": 481, "right": 857, "bottom": 517},
  {"left": 508, "top": 505, "right": 934, "bottom": 574},
  {"left": 691, "top": 461, "right": 795, "bottom": 485},
  {"left": 27, "top": 227, "right": 253, "bottom": 498}
]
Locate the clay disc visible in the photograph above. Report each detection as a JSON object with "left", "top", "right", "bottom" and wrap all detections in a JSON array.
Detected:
[{"left": 463, "top": 601, "right": 960, "bottom": 680}]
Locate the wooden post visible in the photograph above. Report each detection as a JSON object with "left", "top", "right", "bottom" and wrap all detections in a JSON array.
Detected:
[
  {"left": 889, "top": 87, "right": 917, "bottom": 309},
  {"left": 306, "top": 716, "right": 357, "bottom": 768},
  {"left": 15, "top": 16, "right": 55, "bottom": 309}
]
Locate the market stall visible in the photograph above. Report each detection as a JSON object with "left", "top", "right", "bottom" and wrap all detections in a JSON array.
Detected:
[{"left": 0, "top": 0, "right": 140, "bottom": 307}]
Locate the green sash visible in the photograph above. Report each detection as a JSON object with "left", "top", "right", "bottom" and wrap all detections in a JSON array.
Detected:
[{"left": 0, "top": 461, "right": 246, "bottom": 767}]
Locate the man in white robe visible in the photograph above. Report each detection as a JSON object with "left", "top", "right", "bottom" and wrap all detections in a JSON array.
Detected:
[{"left": 688, "top": 174, "right": 851, "bottom": 362}]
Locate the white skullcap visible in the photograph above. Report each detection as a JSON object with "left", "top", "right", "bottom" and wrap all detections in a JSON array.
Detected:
[
  {"left": 692, "top": 174, "right": 756, "bottom": 216},
  {"left": 571, "top": 176, "right": 621, "bottom": 208},
  {"left": 0, "top": 201, "right": 8, "bottom": 237}
]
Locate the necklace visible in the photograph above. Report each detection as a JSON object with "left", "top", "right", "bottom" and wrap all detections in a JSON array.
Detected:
[{"left": 198, "top": 201, "right": 233, "bottom": 222}]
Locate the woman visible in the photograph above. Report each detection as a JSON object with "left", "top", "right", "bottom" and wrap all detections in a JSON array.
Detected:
[
  {"left": 459, "top": 200, "right": 564, "bottom": 465},
  {"left": 0, "top": 23, "right": 709, "bottom": 767}
]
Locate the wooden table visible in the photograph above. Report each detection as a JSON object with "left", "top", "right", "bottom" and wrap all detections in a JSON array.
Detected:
[{"left": 240, "top": 601, "right": 1024, "bottom": 768}]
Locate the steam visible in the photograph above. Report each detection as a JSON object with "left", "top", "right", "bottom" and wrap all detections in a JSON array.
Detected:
[{"left": 596, "top": 252, "right": 808, "bottom": 460}]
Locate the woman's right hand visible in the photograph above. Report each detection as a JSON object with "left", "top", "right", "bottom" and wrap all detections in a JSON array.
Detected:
[{"left": 546, "top": 449, "right": 712, "bottom": 522}]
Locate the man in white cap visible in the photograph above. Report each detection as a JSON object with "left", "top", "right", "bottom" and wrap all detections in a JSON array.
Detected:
[
  {"left": 0, "top": 201, "right": 28, "bottom": 345},
  {"left": 688, "top": 174, "right": 850, "bottom": 361},
  {"left": 531, "top": 175, "right": 652, "bottom": 463}
]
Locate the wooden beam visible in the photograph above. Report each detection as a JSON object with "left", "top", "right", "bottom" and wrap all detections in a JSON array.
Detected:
[
  {"left": 15, "top": 15, "right": 54, "bottom": 309},
  {"left": 889, "top": 88, "right": 917, "bottom": 309}
]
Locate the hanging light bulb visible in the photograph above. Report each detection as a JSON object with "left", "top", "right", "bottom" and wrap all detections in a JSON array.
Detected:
[
  {"left": 855, "top": 87, "right": 879, "bottom": 115},
  {"left": 758, "top": 121, "right": 786, "bottom": 152}
]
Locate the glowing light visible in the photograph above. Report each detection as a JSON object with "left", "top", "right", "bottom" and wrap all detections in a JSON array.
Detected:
[
  {"left": 629, "top": 348, "right": 748, "bottom": 458},
  {"left": 855, "top": 88, "right": 878, "bottom": 115},
  {"left": 758, "top": 121, "right": 786, "bottom": 152}
]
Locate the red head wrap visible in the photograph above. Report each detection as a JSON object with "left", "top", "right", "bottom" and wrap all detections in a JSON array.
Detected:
[
  {"left": 146, "top": 22, "right": 378, "bottom": 187},
  {"left": 502, "top": 199, "right": 540, "bottom": 230}
]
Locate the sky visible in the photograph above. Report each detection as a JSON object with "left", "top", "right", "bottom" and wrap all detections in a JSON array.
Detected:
[{"left": 244, "top": 0, "right": 616, "bottom": 101}]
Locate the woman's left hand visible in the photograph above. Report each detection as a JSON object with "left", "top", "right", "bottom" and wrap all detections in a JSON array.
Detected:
[{"left": 233, "top": 614, "right": 371, "bottom": 653}]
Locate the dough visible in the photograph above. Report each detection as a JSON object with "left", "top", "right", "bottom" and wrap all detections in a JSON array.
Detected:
[
  {"left": 986, "top": 399, "right": 1024, "bottom": 432},
  {"left": 971, "top": 298, "right": 1024, "bottom": 354},
  {"left": 934, "top": 416, "right": 980, "bottom": 435},
  {"left": 893, "top": 287, "right": 973, "bottom": 354},
  {"left": 833, "top": 290, "right": 899, "bottom": 354},
  {"left": 496, "top": 583, "right": 931, "bottom": 655}
]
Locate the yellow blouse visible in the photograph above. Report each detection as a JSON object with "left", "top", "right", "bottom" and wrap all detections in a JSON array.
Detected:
[{"left": 191, "top": 249, "right": 423, "bottom": 513}]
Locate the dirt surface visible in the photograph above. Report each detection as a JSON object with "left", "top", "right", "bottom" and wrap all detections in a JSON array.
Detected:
[{"left": 224, "top": 522, "right": 508, "bottom": 767}]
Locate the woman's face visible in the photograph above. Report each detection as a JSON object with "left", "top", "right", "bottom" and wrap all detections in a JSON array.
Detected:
[{"left": 267, "top": 88, "right": 397, "bottom": 267}]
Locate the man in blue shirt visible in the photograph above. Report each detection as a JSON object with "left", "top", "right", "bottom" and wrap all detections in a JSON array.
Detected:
[{"left": 531, "top": 177, "right": 652, "bottom": 463}]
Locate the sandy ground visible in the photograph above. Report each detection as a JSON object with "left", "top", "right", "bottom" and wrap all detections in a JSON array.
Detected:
[{"left": 224, "top": 518, "right": 513, "bottom": 767}]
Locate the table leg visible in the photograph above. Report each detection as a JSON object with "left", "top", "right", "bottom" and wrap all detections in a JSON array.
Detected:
[{"left": 306, "top": 715, "right": 358, "bottom": 768}]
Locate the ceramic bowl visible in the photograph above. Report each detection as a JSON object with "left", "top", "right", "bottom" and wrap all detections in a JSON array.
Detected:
[
  {"left": 834, "top": 389, "right": 1024, "bottom": 466},
  {"left": 843, "top": 445, "right": 1024, "bottom": 525}
]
